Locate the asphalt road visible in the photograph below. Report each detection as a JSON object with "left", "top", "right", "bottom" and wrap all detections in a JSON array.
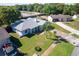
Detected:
[{"left": 71, "top": 47, "right": 79, "bottom": 56}]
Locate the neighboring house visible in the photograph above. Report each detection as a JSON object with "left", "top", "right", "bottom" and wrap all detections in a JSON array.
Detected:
[
  {"left": 21, "top": 11, "right": 45, "bottom": 19},
  {"left": 48, "top": 14, "right": 72, "bottom": 22},
  {"left": 0, "top": 28, "right": 17, "bottom": 56},
  {"left": 72, "top": 15, "right": 78, "bottom": 19},
  {"left": 11, "top": 18, "right": 46, "bottom": 37}
]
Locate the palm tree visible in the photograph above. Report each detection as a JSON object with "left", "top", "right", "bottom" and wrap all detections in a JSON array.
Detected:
[{"left": 43, "top": 22, "right": 54, "bottom": 39}]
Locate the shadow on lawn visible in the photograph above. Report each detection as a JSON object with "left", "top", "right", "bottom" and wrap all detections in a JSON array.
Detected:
[
  {"left": 16, "top": 50, "right": 29, "bottom": 56},
  {"left": 10, "top": 36, "right": 30, "bottom": 56},
  {"left": 10, "top": 36, "right": 22, "bottom": 48}
]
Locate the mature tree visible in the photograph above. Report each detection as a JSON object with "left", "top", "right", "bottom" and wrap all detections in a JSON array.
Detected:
[
  {"left": 26, "top": 4, "right": 33, "bottom": 11},
  {"left": 0, "top": 7, "right": 21, "bottom": 26},
  {"left": 55, "top": 4, "right": 64, "bottom": 14},
  {"left": 63, "top": 5, "right": 76, "bottom": 15},
  {"left": 14, "top": 3, "right": 79, "bottom": 15},
  {"left": 33, "top": 3, "right": 43, "bottom": 12},
  {"left": 74, "top": 3, "right": 79, "bottom": 14},
  {"left": 43, "top": 22, "right": 55, "bottom": 39},
  {"left": 35, "top": 46, "right": 42, "bottom": 56}
]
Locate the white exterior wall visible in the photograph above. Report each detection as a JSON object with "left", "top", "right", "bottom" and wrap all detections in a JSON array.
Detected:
[
  {"left": 15, "top": 29, "right": 29, "bottom": 37},
  {"left": 72, "top": 15, "right": 77, "bottom": 19},
  {"left": 15, "top": 30, "right": 23, "bottom": 37},
  {"left": 39, "top": 26, "right": 43, "bottom": 31},
  {"left": 22, "top": 29, "right": 29, "bottom": 36},
  {"left": 12, "top": 25, "right": 44, "bottom": 37},
  {"left": 48, "top": 16, "right": 53, "bottom": 22}
]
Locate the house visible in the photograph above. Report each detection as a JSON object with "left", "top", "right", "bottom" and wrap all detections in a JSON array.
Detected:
[
  {"left": 21, "top": 11, "right": 45, "bottom": 19},
  {"left": 72, "top": 15, "right": 78, "bottom": 19},
  {"left": 11, "top": 18, "right": 46, "bottom": 37},
  {"left": 0, "top": 28, "right": 17, "bottom": 56},
  {"left": 48, "top": 14, "right": 72, "bottom": 22}
]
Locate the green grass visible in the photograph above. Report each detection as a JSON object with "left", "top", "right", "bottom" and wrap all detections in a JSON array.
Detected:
[
  {"left": 52, "top": 23, "right": 70, "bottom": 34},
  {"left": 65, "top": 21, "right": 79, "bottom": 30},
  {"left": 49, "top": 41, "right": 74, "bottom": 56},
  {"left": 10, "top": 32, "right": 55, "bottom": 56},
  {"left": 72, "top": 34, "right": 79, "bottom": 38}
]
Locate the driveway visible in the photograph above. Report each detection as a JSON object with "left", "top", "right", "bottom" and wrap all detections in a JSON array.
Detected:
[
  {"left": 71, "top": 47, "right": 79, "bottom": 56},
  {"left": 55, "top": 22, "right": 79, "bottom": 36}
]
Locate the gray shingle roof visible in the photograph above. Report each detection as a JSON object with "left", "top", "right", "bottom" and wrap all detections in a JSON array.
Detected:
[
  {"left": 11, "top": 18, "right": 46, "bottom": 31},
  {"left": 0, "top": 28, "right": 9, "bottom": 41},
  {"left": 50, "top": 14, "right": 72, "bottom": 19}
]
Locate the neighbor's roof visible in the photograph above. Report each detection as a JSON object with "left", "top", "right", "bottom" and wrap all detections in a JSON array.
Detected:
[
  {"left": 11, "top": 18, "right": 46, "bottom": 31},
  {"left": 50, "top": 14, "right": 72, "bottom": 19},
  {"left": 0, "top": 28, "right": 10, "bottom": 41}
]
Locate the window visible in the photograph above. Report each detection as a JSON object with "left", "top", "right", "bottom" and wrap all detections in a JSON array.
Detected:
[
  {"left": 25, "top": 30, "right": 28, "bottom": 33},
  {"left": 53, "top": 18, "right": 59, "bottom": 22},
  {"left": 67, "top": 18, "right": 70, "bottom": 21}
]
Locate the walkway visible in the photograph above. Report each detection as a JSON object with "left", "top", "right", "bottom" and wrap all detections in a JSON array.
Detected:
[
  {"left": 55, "top": 22, "right": 79, "bottom": 36},
  {"left": 41, "top": 43, "right": 57, "bottom": 56}
]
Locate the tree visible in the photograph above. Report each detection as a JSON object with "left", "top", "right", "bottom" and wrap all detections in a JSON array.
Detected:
[
  {"left": 41, "top": 4, "right": 50, "bottom": 14},
  {"left": 26, "top": 4, "right": 33, "bottom": 11},
  {"left": 74, "top": 3, "right": 79, "bottom": 14},
  {"left": 63, "top": 5, "right": 76, "bottom": 15},
  {"left": 55, "top": 4, "right": 64, "bottom": 14},
  {"left": 43, "top": 22, "right": 55, "bottom": 39},
  {"left": 35, "top": 46, "right": 42, "bottom": 56},
  {"left": 0, "top": 7, "right": 21, "bottom": 26}
]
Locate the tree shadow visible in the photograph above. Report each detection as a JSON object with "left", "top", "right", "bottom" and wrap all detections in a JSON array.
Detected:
[
  {"left": 10, "top": 36, "right": 22, "bottom": 48},
  {"left": 60, "top": 38, "right": 68, "bottom": 43},
  {"left": 16, "top": 50, "right": 29, "bottom": 56},
  {"left": 5, "top": 26, "right": 13, "bottom": 33},
  {"left": 24, "top": 34, "right": 35, "bottom": 38}
]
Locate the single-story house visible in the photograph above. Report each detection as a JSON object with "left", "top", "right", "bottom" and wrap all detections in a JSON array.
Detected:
[
  {"left": 0, "top": 28, "right": 17, "bottom": 56},
  {"left": 21, "top": 11, "right": 45, "bottom": 19},
  {"left": 48, "top": 14, "right": 72, "bottom": 22},
  {"left": 72, "top": 15, "right": 78, "bottom": 19},
  {"left": 11, "top": 18, "right": 46, "bottom": 37}
]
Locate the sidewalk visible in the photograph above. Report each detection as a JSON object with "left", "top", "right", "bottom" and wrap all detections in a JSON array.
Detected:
[
  {"left": 41, "top": 43, "right": 57, "bottom": 56},
  {"left": 55, "top": 22, "right": 79, "bottom": 36}
]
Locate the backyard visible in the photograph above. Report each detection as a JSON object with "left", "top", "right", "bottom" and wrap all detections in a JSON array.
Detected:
[
  {"left": 49, "top": 41, "right": 74, "bottom": 56},
  {"left": 9, "top": 31, "right": 55, "bottom": 56}
]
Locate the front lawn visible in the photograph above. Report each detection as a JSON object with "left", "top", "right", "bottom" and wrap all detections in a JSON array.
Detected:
[
  {"left": 65, "top": 21, "right": 79, "bottom": 30},
  {"left": 49, "top": 41, "right": 74, "bottom": 56},
  {"left": 10, "top": 32, "right": 55, "bottom": 56}
]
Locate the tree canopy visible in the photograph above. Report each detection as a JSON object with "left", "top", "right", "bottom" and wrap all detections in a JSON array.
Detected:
[
  {"left": 0, "top": 6, "right": 21, "bottom": 26},
  {"left": 14, "top": 3, "right": 79, "bottom": 15}
]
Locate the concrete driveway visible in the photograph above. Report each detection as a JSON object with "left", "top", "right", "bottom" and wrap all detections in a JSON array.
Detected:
[{"left": 55, "top": 22, "right": 79, "bottom": 36}]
